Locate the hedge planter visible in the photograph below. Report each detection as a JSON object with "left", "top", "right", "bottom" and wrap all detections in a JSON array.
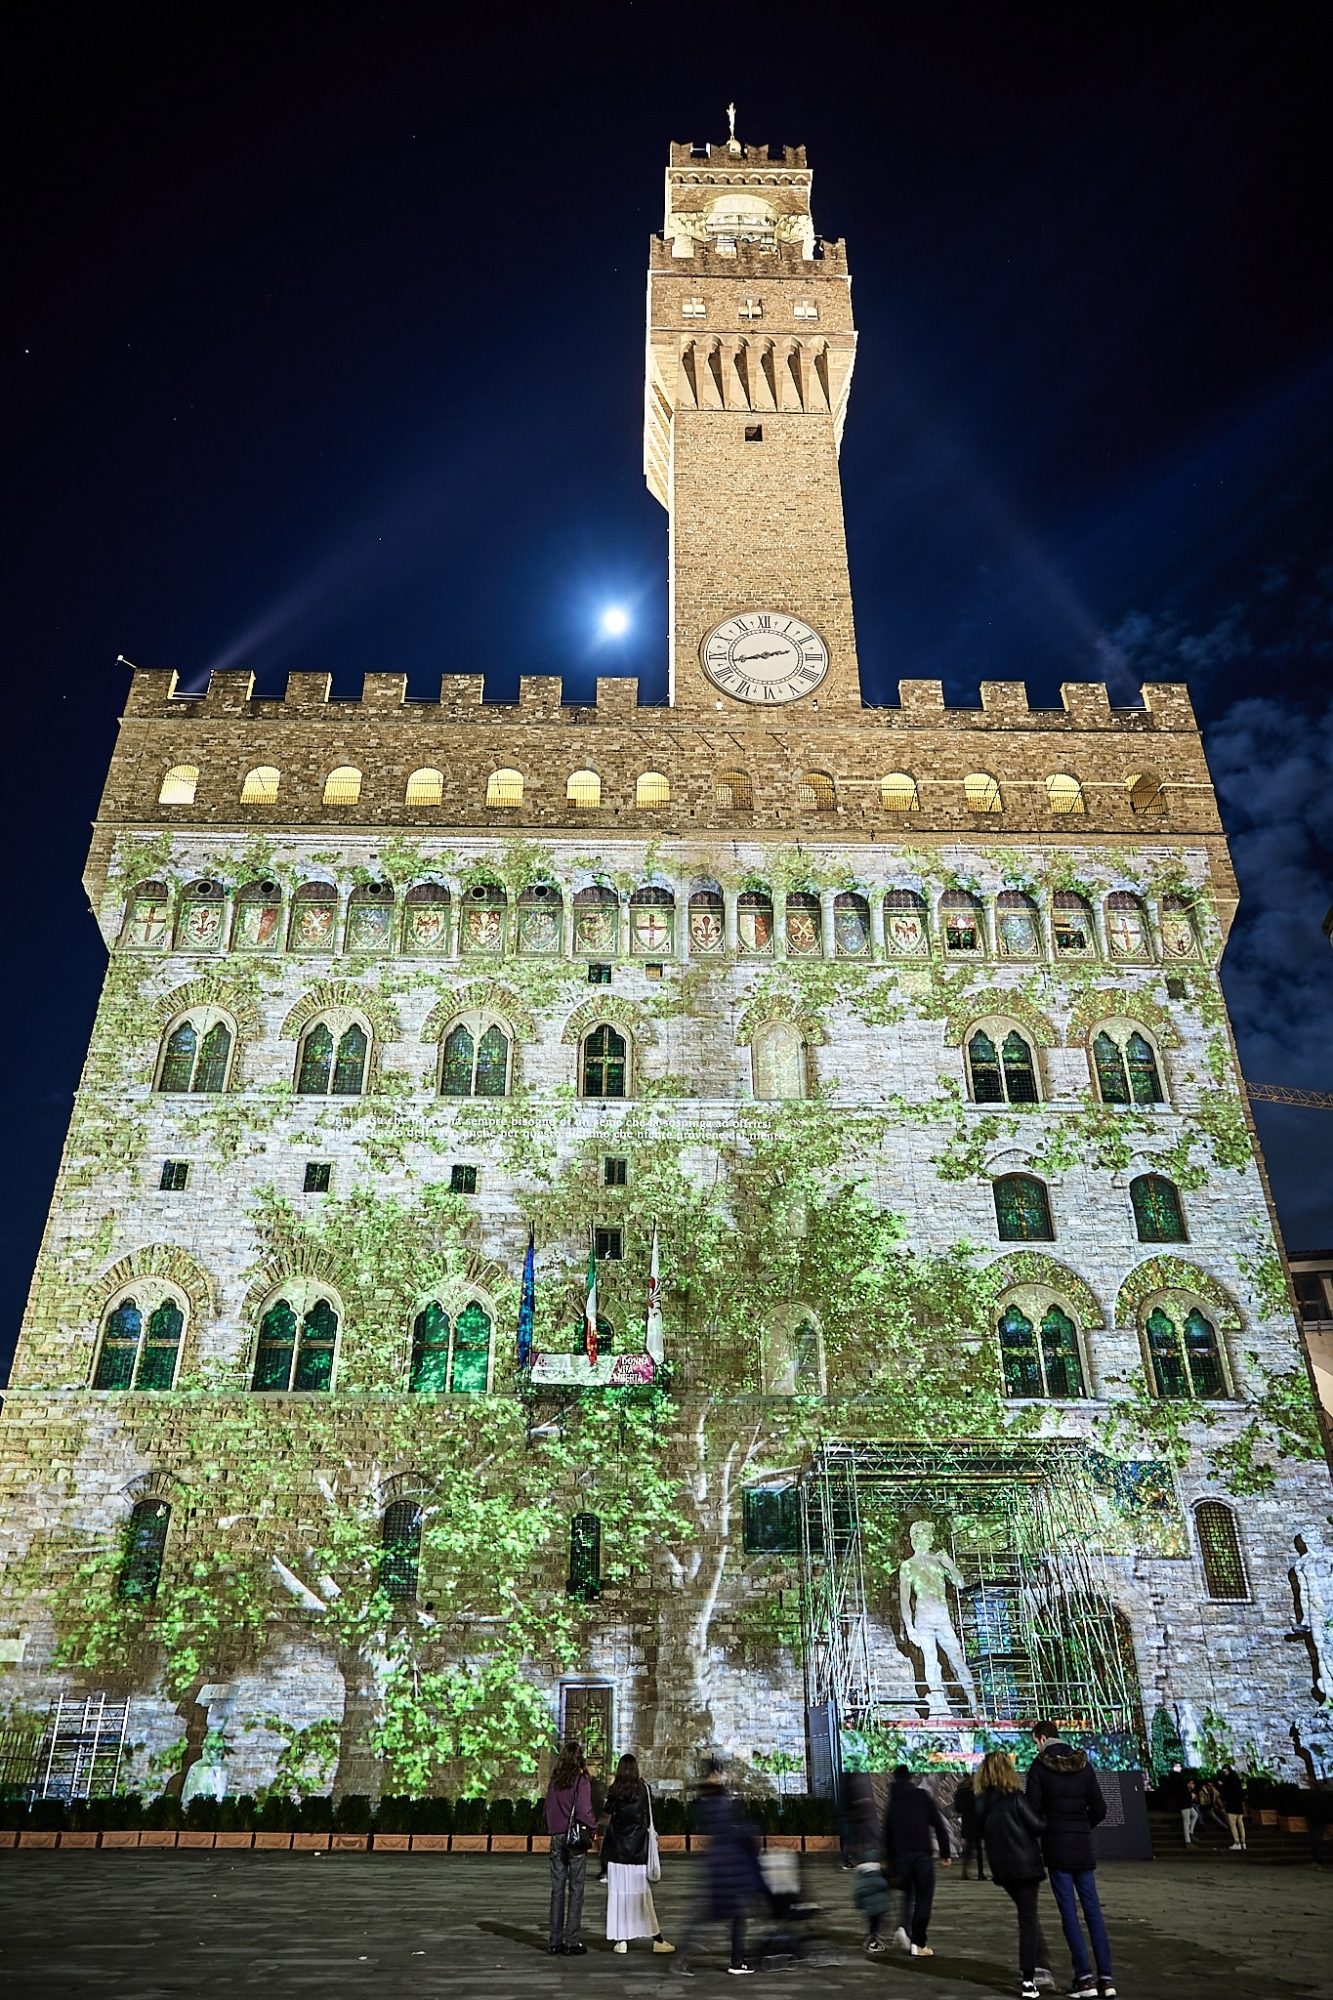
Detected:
[
  {"left": 656, "top": 1835, "right": 687, "bottom": 1854},
  {"left": 804, "top": 1836, "right": 841, "bottom": 1852},
  {"left": 1258, "top": 1810, "right": 1279, "bottom": 1827},
  {"left": 450, "top": 1834, "right": 488, "bottom": 1853},
  {"left": 216, "top": 1833, "right": 253, "bottom": 1849},
  {"left": 18, "top": 1831, "right": 58, "bottom": 1848},
  {"left": 291, "top": 1834, "right": 329, "bottom": 1851},
  {"left": 253, "top": 1833, "right": 292, "bottom": 1849},
  {"left": 765, "top": 1835, "right": 801, "bottom": 1850},
  {"left": 101, "top": 1832, "right": 140, "bottom": 1849},
  {"left": 332, "top": 1834, "right": 369, "bottom": 1851},
  {"left": 490, "top": 1835, "right": 529, "bottom": 1853},
  {"left": 372, "top": 1834, "right": 410, "bottom": 1851},
  {"left": 411, "top": 1835, "right": 450, "bottom": 1852},
  {"left": 177, "top": 1832, "right": 215, "bottom": 1849}
]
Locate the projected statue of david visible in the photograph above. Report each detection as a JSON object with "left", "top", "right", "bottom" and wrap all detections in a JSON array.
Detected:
[{"left": 897, "top": 1520, "right": 977, "bottom": 1714}]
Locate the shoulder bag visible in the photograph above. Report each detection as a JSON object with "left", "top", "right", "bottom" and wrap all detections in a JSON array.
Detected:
[
  {"left": 563, "top": 1783, "right": 592, "bottom": 1854},
  {"left": 646, "top": 1784, "right": 661, "bottom": 1882}
]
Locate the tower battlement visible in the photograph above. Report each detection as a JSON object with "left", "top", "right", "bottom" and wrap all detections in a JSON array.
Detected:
[{"left": 667, "top": 141, "right": 808, "bottom": 170}]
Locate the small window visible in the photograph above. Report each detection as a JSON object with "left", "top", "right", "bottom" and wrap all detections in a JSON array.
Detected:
[
  {"left": 381, "top": 1500, "right": 422, "bottom": 1602},
  {"left": 158, "top": 1013, "right": 233, "bottom": 1094},
  {"left": 594, "top": 1227, "right": 623, "bottom": 1260},
  {"left": 689, "top": 887, "right": 725, "bottom": 955},
  {"left": 797, "top": 770, "right": 836, "bottom": 811},
  {"left": 119, "top": 1499, "right": 170, "bottom": 1601},
  {"left": 573, "top": 884, "right": 618, "bottom": 955},
  {"left": 604, "top": 1157, "right": 628, "bottom": 1187},
  {"left": 629, "top": 885, "right": 674, "bottom": 954},
  {"left": 964, "top": 772, "right": 1002, "bottom": 813},
  {"left": 486, "top": 768, "right": 523, "bottom": 808},
  {"left": 159, "top": 764, "right": 199, "bottom": 805},
  {"left": 159, "top": 1161, "right": 189, "bottom": 1191},
  {"left": 1047, "top": 773, "right": 1085, "bottom": 815},
  {"left": 1092, "top": 1026, "right": 1163, "bottom": 1105},
  {"left": 883, "top": 887, "right": 929, "bottom": 957},
  {"left": 941, "top": 889, "right": 983, "bottom": 954},
  {"left": 996, "top": 890, "right": 1040, "bottom": 958},
  {"left": 303, "top": 1162, "right": 332, "bottom": 1194},
  {"left": 1130, "top": 1174, "right": 1186, "bottom": 1243},
  {"left": 588, "top": 962, "right": 612, "bottom": 984},
  {"left": 1195, "top": 1501, "right": 1248, "bottom": 1600},
  {"left": 681, "top": 296, "right": 706, "bottom": 318},
  {"left": 122, "top": 882, "right": 171, "bottom": 950},
  {"left": 1145, "top": 1302, "right": 1226, "bottom": 1399},
  {"left": 240, "top": 766, "right": 280, "bottom": 805},
  {"left": 967, "top": 1028, "right": 1038, "bottom": 1104},
  {"left": 743, "top": 1486, "right": 801, "bottom": 1554},
  {"left": 715, "top": 770, "right": 753, "bottom": 812},
  {"left": 998, "top": 1302, "right": 1085, "bottom": 1398},
  {"left": 409, "top": 1303, "right": 451, "bottom": 1392},
  {"left": 252, "top": 1294, "right": 339, "bottom": 1392},
  {"left": 567, "top": 769, "right": 602, "bottom": 808},
  {"left": 583, "top": 1024, "right": 627, "bottom": 1098},
  {"left": 738, "top": 298, "right": 764, "bottom": 320},
  {"left": 793, "top": 300, "right": 819, "bottom": 322},
  {"left": 568, "top": 1513, "right": 602, "bottom": 1601},
  {"left": 880, "top": 773, "right": 919, "bottom": 812},
  {"left": 450, "top": 1163, "right": 478, "bottom": 1194},
  {"left": 737, "top": 889, "right": 774, "bottom": 955},
  {"left": 233, "top": 879, "right": 282, "bottom": 952},
  {"left": 1106, "top": 890, "right": 1152, "bottom": 960},
  {"left": 1053, "top": 891, "right": 1096, "bottom": 956},
  {"left": 993, "top": 1174, "right": 1053, "bottom": 1242},
  {"left": 323, "top": 766, "right": 362, "bottom": 805},
  {"left": 94, "top": 1293, "right": 185, "bottom": 1391},
  {"left": 744, "top": 423, "right": 763, "bottom": 441},
  {"left": 297, "top": 1020, "right": 368, "bottom": 1096},
  {"left": 644, "top": 962, "right": 664, "bottom": 980},
  {"left": 346, "top": 882, "right": 395, "bottom": 953},
  {"left": 1165, "top": 975, "right": 1187, "bottom": 1000},
  {"left": 1127, "top": 771, "right": 1166, "bottom": 816},
  {"left": 289, "top": 881, "right": 338, "bottom": 952},
  {"left": 752, "top": 1021, "right": 807, "bottom": 1100},
  {"left": 635, "top": 771, "right": 671, "bottom": 807},
  {"left": 439, "top": 1017, "right": 511, "bottom": 1098}
]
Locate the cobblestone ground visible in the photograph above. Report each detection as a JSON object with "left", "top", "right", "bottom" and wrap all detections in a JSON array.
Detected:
[{"left": 0, "top": 1854, "right": 1329, "bottom": 1999}]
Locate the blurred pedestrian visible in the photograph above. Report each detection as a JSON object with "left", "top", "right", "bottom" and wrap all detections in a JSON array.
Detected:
[
  {"left": 976, "top": 1749, "right": 1048, "bottom": 2000},
  {"left": 599, "top": 1753, "right": 674, "bottom": 1955},
  {"left": 544, "top": 1740, "right": 598, "bottom": 1956},
  {"left": 882, "top": 1764, "right": 952, "bottom": 1957},
  {"left": 955, "top": 1772, "right": 986, "bottom": 1880},
  {"left": 1026, "top": 1721, "right": 1114, "bottom": 1998},
  {"left": 671, "top": 1761, "right": 765, "bottom": 1978},
  {"left": 1180, "top": 1776, "right": 1200, "bottom": 1846},
  {"left": 842, "top": 1771, "right": 890, "bottom": 1953}
]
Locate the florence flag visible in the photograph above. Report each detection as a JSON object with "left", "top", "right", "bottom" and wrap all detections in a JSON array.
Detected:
[
  {"left": 646, "top": 1223, "right": 665, "bottom": 1364},
  {"left": 583, "top": 1237, "right": 598, "bottom": 1366}
]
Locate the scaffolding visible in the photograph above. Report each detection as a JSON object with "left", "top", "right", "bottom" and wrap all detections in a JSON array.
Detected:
[
  {"left": 35, "top": 1694, "right": 130, "bottom": 1801},
  {"left": 799, "top": 1441, "right": 1144, "bottom": 1756}
]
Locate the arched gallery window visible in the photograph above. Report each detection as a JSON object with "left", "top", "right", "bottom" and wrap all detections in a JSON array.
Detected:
[
  {"left": 93, "top": 1288, "right": 186, "bottom": 1390},
  {"left": 1092, "top": 1024, "right": 1164, "bottom": 1105},
  {"left": 157, "top": 1010, "right": 234, "bottom": 1093},
  {"left": 381, "top": 1501, "right": 423, "bottom": 1602},
  {"left": 240, "top": 765, "right": 280, "bottom": 804},
  {"left": 573, "top": 884, "right": 618, "bottom": 955},
  {"left": 834, "top": 891, "right": 870, "bottom": 957},
  {"left": 714, "top": 770, "right": 753, "bottom": 812},
  {"left": 1127, "top": 770, "right": 1166, "bottom": 815},
  {"left": 883, "top": 887, "right": 928, "bottom": 957},
  {"left": 1106, "top": 890, "right": 1152, "bottom": 960},
  {"left": 629, "top": 886, "right": 674, "bottom": 955},
  {"left": 992, "top": 1174, "right": 1053, "bottom": 1242},
  {"left": 233, "top": 878, "right": 282, "bottom": 951},
  {"left": 158, "top": 765, "right": 199, "bottom": 805},
  {"left": 737, "top": 889, "right": 774, "bottom": 955},
  {"left": 460, "top": 882, "right": 506, "bottom": 954},
  {"left": 636, "top": 771, "right": 670, "bottom": 807},
  {"left": 968, "top": 1027, "right": 1039, "bottom": 1104},
  {"left": 323, "top": 766, "right": 362, "bottom": 805},
  {"left": 941, "top": 889, "right": 983, "bottom": 954},
  {"left": 785, "top": 892, "right": 821, "bottom": 957},
  {"left": 752, "top": 1021, "right": 807, "bottom": 1100},
  {"left": 296, "top": 1018, "right": 368, "bottom": 1096},
  {"left": 175, "top": 879, "right": 227, "bottom": 952},
  {"left": 1130, "top": 1174, "right": 1187, "bottom": 1243},
  {"left": 122, "top": 881, "right": 172, "bottom": 950},
  {"left": 881, "top": 773, "right": 919, "bottom": 812},
  {"left": 439, "top": 1016, "right": 511, "bottom": 1097},
  {"left": 996, "top": 890, "right": 1040, "bottom": 958},
  {"left": 582, "top": 1024, "right": 627, "bottom": 1098},
  {"left": 1046, "top": 772, "right": 1085, "bottom": 815},
  {"left": 1195, "top": 1500, "right": 1248, "bottom": 1601},
  {"left": 516, "top": 883, "right": 562, "bottom": 954},
  {"left": 567, "top": 769, "right": 601, "bottom": 808},
  {"left": 119, "top": 1499, "right": 170, "bottom": 1602},
  {"left": 1052, "top": 891, "right": 1096, "bottom": 957},
  {"left": 346, "top": 882, "right": 395, "bottom": 953},
  {"left": 403, "top": 881, "right": 451, "bottom": 955},
  {"left": 689, "top": 885, "right": 725, "bottom": 955},
  {"left": 405, "top": 767, "right": 444, "bottom": 806},
  {"left": 964, "top": 772, "right": 1002, "bottom": 813},
  {"left": 1144, "top": 1297, "right": 1228, "bottom": 1400},
  {"left": 797, "top": 770, "right": 836, "bottom": 811},
  {"left": 252, "top": 1284, "right": 340, "bottom": 1392},
  {"left": 997, "top": 1296, "right": 1086, "bottom": 1398},
  {"left": 289, "top": 881, "right": 338, "bottom": 952},
  {"left": 486, "top": 768, "right": 523, "bottom": 808}
]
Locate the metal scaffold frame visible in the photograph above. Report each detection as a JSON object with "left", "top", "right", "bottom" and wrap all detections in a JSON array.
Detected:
[{"left": 36, "top": 1694, "right": 130, "bottom": 1801}]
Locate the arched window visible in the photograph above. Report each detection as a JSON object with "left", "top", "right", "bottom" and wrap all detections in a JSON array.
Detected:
[
  {"left": 381, "top": 1500, "right": 423, "bottom": 1601},
  {"left": 1195, "top": 1500, "right": 1248, "bottom": 1600},
  {"left": 573, "top": 884, "right": 618, "bottom": 954},
  {"left": 296, "top": 1018, "right": 368, "bottom": 1095},
  {"left": 94, "top": 1290, "right": 186, "bottom": 1390},
  {"left": 157, "top": 1010, "right": 234, "bottom": 1093},
  {"left": 762, "top": 1308, "right": 825, "bottom": 1395},
  {"left": 122, "top": 881, "right": 172, "bottom": 950},
  {"left": 967, "top": 1027, "right": 1038, "bottom": 1104},
  {"left": 1127, "top": 770, "right": 1166, "bottom": 815},
  {"left": 175, "top": 879, "right": 227, "bottom": 952},
  {"left": 517, "top": 882, "right": 562, "bottom": 954},
  {"left": 993, "top": 1175, "right": 1053, "bottom": 1242},
  {"left": 252, "top": 1287, "right": 339, "bottom": 1391},
  {"left": 1144, "top": 1299, "right": 1227, "bottom": 1400},
  {"left": 689, "top": 885, "right": 725, "bottom": 955},
  {"left": 1052, "top": 891, "right": 1095, "bottom": 956},
  {"left": 240, "top": 766, "right": 280, "bottom": 805},
  {"left": 964, "top": 772, "right": 1002, "bottom": 813},
  {"left": 752, "top": 1021, "right": 807, "bottom": 1100},
  {"left": 941, "top": 889, "right": 983, "bottom": 954},
  {"left": 159, "top": 764, "right": 199, "bottom": 805},
  {"left": 996, "top": 890, "right": 1040, "bottom": 958},
  {"left": 883, "top": 888, "right": 928, "bottom": 957},
  {"left": 1092, "top": 1025, "right": 1164, "bottom": 1104},
  {"left": 323, "top": 766, "right": 362, "bottom": 805},
  {"left": 568, "top": 1513, "right": 602, "bottom": 1601},
  {"left": 834, "top": 891, "right": 870, "bottom": 957},
  {"left": 439, "top": 1015, "right": 511, "bottom": 1097},
  {"left": 289, "top": 881, "right": 338, "bottom": 952},
  {"left": 403, "top": 881, "right": 451, "bottom": 954},
  {"left": 636, "top": 771, "right": 670, "bottom": 807},
  {"left": 1131, "top": 1174, "right": 1187, "bottom": 1243},
  {"left": 405, "top": 767, "right": 443, "bottom": 806},
  {"left": 567, "top": 769, "right": 601, "bottom": 808},
  {"left": 881, "top": 773, "right": 919, "bottom": 812},
  {"left": 1106, "top": 890, "right": 1152, "bottom": 960},
  {"left": 1047, "top": 773, "right": 1085, "bottom": 815},
  {"left": 409, "top": 1302, "right": 451, "bottom": 1391},
  {"left": 714, "top": 770, "right": 753, "bottom": 812},
  {"left": 737, "top": 889, "right": 774, "bottom": 955},
  {"left": 1159, "top": 894, "right": 1199, "bottom": 959},
  {"left": 234, "top": 878, "right": 282, "bottom": 951},
  {"left": 119, "top": 1499, "right": 170, "bottom": 1601},
  {"left": 486, "top": 768, "right": 523, "bottom": 808},
  {"left": 797, "top": 770, "right": 836, "bottom": 811},
  {"left": 629, "top": 886, "right": 674, "bottom": 955},
  {"left": 785, "top": 892, "right": 821, "bottom": 957},
  {"left": 449, "top": 1301, "right": 492, "bottom": 1392},
  {"left": 460, "top": 881, "right": 506, "bottom": 953},
  {"left": 582, "top": 1023, "right": 627, "bottom": 1098},
  {"left": 997, "top": 1299, "right": 1086, "bottom": 1398},
  {"left": 346, "top": 882, "right": 395, "bottom": 952}
]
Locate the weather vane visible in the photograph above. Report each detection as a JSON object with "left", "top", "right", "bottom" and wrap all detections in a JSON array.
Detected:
[{"left": 727, "top": 102, "right": 737, "bottom": 142}]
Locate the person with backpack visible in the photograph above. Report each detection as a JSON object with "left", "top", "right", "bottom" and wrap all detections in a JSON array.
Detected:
[
  {"left": 544, "top": 1740, "right": 598, "bottom": 1955},
  {"left": 975, "top": 1749, "right": 1049, "bottom": 2000},
  {"left": 1025, "top": 1721, "right": 1114, "bottom": 1999},
  {"left": 882, "top": 1765, "right": 952, "bottom": 1956},
  {"left": 598, "top": 1752, "right": 674, "bottom": 1955}
]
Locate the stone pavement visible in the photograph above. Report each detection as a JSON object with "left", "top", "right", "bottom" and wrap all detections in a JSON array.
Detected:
[{"left": 0, "top": 1853, "right": 1329, "bottom": 2000}]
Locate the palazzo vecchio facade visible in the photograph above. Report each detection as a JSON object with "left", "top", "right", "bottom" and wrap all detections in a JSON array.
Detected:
[{"left": 1, "top": 130, "right": 1329, "bottom": 1803}]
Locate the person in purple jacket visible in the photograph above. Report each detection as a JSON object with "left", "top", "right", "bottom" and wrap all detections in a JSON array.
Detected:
[{"left": 545, "top": 1740, "right": 598, "bottom": 1955}]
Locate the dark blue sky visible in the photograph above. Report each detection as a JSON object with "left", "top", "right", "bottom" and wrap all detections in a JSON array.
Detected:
[{"left": 3, "top": 6, "right": 1332, "bottom": 1371}]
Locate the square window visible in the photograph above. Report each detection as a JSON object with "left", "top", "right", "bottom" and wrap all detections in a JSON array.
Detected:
[
  {"left": 1166, "top": 976, "right": 1187, "bottom": 999},
  {"left": 742, "top": 1485, "right": 801, "bottom": 1554},
  {"left": 681, "top": 297, "right": 706, "bottom": 319},
  {"left": 159, "top": 1160, "right": 189, "bottom": 1191},
  {"left": 450, "top": 1163, "right": 478, "bottom": 1195},
  {"left": 604, "top": 1157, "right": 628, "bottom": 1187},
  {"left": 588, "top": 962, "right": 613, "bottom": 985},
  {"left": 594, "top": 1227, "right": 623, "bottom": 1260},
  {"left": 303, "top": 1161, "right": 332, "bottom": 1193},
  {"left": 744, "top": 424, "right": 763, "bottom": 442},
  {"left": 738, "top": 298, "right": 763, "bottom": 320},
  {"left": 644, "top": 962, "right": 664, "bottom": 980},
  {"left": 793, "top": 300, "right": 819, "bottom": 321}
]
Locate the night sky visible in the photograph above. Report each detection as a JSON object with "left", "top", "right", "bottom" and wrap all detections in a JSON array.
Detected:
[{"left": 3, "top": 7, "right": 1332, "bottom": 1374}]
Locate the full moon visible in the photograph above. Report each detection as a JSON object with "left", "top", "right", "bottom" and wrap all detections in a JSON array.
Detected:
[{"left": 601, "top": 605, "right": 629, "bottom": 636}]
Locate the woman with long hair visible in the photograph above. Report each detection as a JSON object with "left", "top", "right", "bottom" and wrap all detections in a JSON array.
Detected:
[
  {"left": 544, "top": 1740, "right": 598, "bottom": 1955},
  {"left": 599, "top": 1752, "right": 674, "bottom": 1954},
  {"left": 975, "top": 1751, "right": 1048, "bottom": 2000}
]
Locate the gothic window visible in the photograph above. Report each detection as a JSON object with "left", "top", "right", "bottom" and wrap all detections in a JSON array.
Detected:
[
  {"left": 459, "top": 881, "right": 506, "bottom": 953},
  {"left": 296, "top": 1018, "right": 368, "bottom": 1096},
  {"left": 233, "top": 879, "right": 282, "bottom": 951},
  {"left": 737, "top": 889, "right": 774, "bottom": 955},
  {"left": 582, "top": 1024, "right": 628, "bottom": 1098},
  {"left": 785, "top": 892, "right": 822, "bottom": 957},
  {"left": 752, "top": 1021, "right": 807, "bottom": 1100},
  {"left": 1047, "top": 772, "right": 1085, "bottom": 815},
  {"left": 119, "top": 1499, "right": 170, "bottom": 1601},
  {"left": 1092, "top": 1024, "right": 1164, "bottom": 1104},
  {"left": 964, "top": 772, "right": 1003, "bottom": 813},
  {"left": 797, "top": 770, "right": 836, "bottom": 811},
  {"left": 323, "top": 766, "right": 362, "bottom": 805},
  {"left": 1052, "top": 891, "right": 1096, "bottom": 956},
  {"left": 993, "top": 1174, "right": 1053, "bottom": 1241},
  {"left": 175, "top": 879, "right": 227, "bottom": 952},
  {"left": 1159, "top": 894, "right": 1199, "bottom": 959},
  {"left": 251, "top": 1287, "right": 339, "bottom": 1391},
  {"left": 997, "top": 1299, "right": 1086, "bottom": 1398},
  {"left": 240, "top": 766, "right": 280, "bottom": 805},
  {"left": 881, "top": 773, "right": 919, "bottom": 812},
  {"left": 883, "top": 887, "right": 929, "bottom": 957},
  {"left": 689, "top": 885, "right": 725, "bottom": 955},
  {"left": 941, "top": 889, "right": 983, "bottom": 954},
  {"left": 157, "top": 1010, "right": 234, "bottom": 1093},
  {"left": 450, "top": 1302, "right": 492, "bottom": 1392},
  {"left": 409, "top": 1302, "right": 450, "bottom": 1391},
  {"left": 996, "top": 890, "right": 1040, "bottom": 958},
  {"left": 834, "top": 891, "right": 870, "bottom": 957},
  {"left": 405, "top": 767, "right": 444, "bottom": 806},
  {"left": 1127, "top": 770, "right": 1166, "bottom": 815},
  {"left": 1195, "top": 1500, "right": 1248, "bottom": 1600},
  {"left": 573, "top": 884, "right": 619, "bottom": 955},
  {"left": 714, "top": 770, "right": 753, "bottom": 811},
  {"left": 568, "top": 1513, "right": 602, "bottom": 1601},
  {"left": 381, "top": 1500, "right": 423, "bottom": 1601},
  {"left": 1106, "top": 890, "right": 1152, "bottom": 960},
  {"left": 289, "top": 881, "right": 338, "bottom": 952},
  {"left": 629, "top": 886, "right": 674, "bottom": 955},
  {"left": 94, "top": 1290, "right": 186, "bottom": 1390},
  {"left": 567, "top": 769, "right": 601, "bottom": 808},
  {"left": 1144, "top": 1299, "right": 1228, "bottom": 1400},
  {"left": 122, "top": 881, "right": 172, "bottom": 949},
  {"left": 159, "top": 764, "right": 199, "bottom": 805},
  {"left": 762, "top": 1309, "right": 825, "bottom": 1396},
  {"left": 439, "top": 1015, "right": 511, "bottom": 1097},
  {"left": 636, "top": 771, "right": 670, "bottom": 807},
  {"left": 403, "top": 881, "right": 451, "bottom": 954},
  {"left": 967, "top": 1027, "right": 1039, "bottom": 1104},
  {"left": 1130, "top": 1174, "right": 1187, "bottom": 1242},
  {"left": 516, "top": 882, "right": 562, "bottom": 954},
  {"left": 345, "top": 882, "right": 395, "bottom": 953},
  {"left": 486, "top": 768, "right": 523, "bottom": 807}
]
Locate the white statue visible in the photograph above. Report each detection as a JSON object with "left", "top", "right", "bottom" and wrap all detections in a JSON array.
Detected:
[
  {"left": 1291, "top": 1530, "right": 1333, "bottom": 1700},
  {"left": 181, "top": 1683, "right": 235, "bottom": 1805},
  {"left": 897, "top": 1520, "right": 978, "bottom": 1715},
  {"left": 1176, "top": 1700, "right": 1206, "bottom": 1769}
]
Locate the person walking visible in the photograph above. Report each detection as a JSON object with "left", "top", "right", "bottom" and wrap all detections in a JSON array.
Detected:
[
  {"left": 882, "top": 1765, "right": 952, "bottom": 1957},
  {"left": 976, "top": 1749, "right": 1049, "bottom": 2000},
  {"left": 841, "top": 1771, "right": 891, "bottom": 1953},
  {"left": 1218, "top": 1764, "right": 1247, "bottom": 1850},
  {"left": 545, "top": 1740, "right": 598, "bottom": 1956},
  {"left": 671, "top": 1762, "right": 765, "bottom": 1978},
  {"left": 955, "top": 1773, "right": 986, "bottom": 1880},
  {"left": 1197, "top": 1777, "right": 1230, "bottom": 1841},
  {"left": 598, "top": 1753, "right": 674, "bottom": 1955},
  {"left": 1025, "top": 1721, "right": 1114, "bottom": 1999}
]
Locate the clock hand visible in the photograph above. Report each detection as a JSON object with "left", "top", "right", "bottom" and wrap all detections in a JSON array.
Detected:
[{"left": 734, "top": 648, "right": 790, "bottom": 662}]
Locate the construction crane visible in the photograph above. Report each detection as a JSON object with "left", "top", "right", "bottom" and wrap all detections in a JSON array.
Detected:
[{"left": 1243, "top": 1082, "right": 1333, "bottom": 1110}]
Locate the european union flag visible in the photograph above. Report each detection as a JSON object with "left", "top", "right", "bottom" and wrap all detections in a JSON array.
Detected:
[{"left": 517, "top": 1224, "right": 535, "bottom": 1370}]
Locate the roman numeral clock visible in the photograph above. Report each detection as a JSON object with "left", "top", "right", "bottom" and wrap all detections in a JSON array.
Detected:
[{"left": 701, "top": 612, "right": 830, "bottom": 704}]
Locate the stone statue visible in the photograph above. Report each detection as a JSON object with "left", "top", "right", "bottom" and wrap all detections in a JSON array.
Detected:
[
  {"left": 897, "top": 1520, "right": 977, "bottom": 1714},
  {"left": 1291, "top": 1529, "right": 1333, "bottom": 1700},
  {"left": 181, "top": 1683, "right": 235, "bottom": 1805}
]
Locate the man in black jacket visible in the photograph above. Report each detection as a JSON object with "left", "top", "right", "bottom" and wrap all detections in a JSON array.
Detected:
[
  {"left": 882, "top": 1766, "right": 952, "bottom": 1956},
  {"left": 1025, "top": 1722, "right": 1114, "bottom": 1999}
]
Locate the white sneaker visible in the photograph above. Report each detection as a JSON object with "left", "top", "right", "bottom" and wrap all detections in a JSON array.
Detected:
[
  {"left": 893, "top": 1925, "right": 911, "bottom": 1951},
  {"left": 911, "top": 1943, "right": 933, "bottom": 1956},
  {"left": 613, "top": 1941, "right": 627, "bottom": 1954}
]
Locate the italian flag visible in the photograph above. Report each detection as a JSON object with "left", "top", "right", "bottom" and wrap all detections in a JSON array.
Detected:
[{"left": 583, "top": 1238, "right": 599, "bottom": 1366}]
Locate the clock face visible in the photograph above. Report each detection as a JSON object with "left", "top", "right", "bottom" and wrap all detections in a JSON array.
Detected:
[{"left": 700, "top": 611, "right": 829, "bottom": 704}]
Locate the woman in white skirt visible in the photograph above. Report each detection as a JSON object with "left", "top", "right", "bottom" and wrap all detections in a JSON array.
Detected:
[{"left": 599, "top": 1753, "right": 674, "bottom": 1954}]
